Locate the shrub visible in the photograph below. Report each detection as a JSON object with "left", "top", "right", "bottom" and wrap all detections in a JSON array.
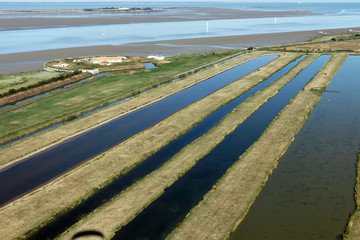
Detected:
[{"left": 8, "top": 89, "right": 17, "bottom": 94}]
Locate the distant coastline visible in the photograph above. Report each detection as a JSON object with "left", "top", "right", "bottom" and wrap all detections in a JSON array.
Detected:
[
  {"left": 0, "top": 6, "right": 157, "bottom": 14},
  {"left": 1, "top": 27, "right": 359, "bottom": 74},
  {"left": 0, "top": 7, "right": 317, "bottom": 31}
]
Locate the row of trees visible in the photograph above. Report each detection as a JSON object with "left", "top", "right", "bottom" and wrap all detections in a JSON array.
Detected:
[{"left": 0, "top": 71, "right": 82, "bottom": 98}]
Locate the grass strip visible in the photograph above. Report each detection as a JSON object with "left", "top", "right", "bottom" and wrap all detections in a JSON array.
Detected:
[
  {"left": 344, "top": 151, "right": 360, "bottom": 239},
  {"left": 0, "top": 51, "right": 258, "bottom": 168},
  {"left": 0, "top": 71, "right": 85, "bottom": 103},
  {"left": 0, "top": 51, "right": 285, "bottom": 240},
  {"left": 0, "top": 50, "right": 243, "bottom": 145},
  {"left": 0, "top": 71, "right": 63, "bottom": 94},
  {"left": 167, "top": 54, "right": 347, "bottom": 240},
  {"left": 55, "top": 53, "right": 315, "bottom": 240}
]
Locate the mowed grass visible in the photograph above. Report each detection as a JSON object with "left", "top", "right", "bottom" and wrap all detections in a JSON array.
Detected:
[
  {"left": 0, "top": 71, "right": 62, "bottom": 94},
  {"left": 344, "top": 151, "right": 360, "bottom": 240},
  {"left": 286, "top": 38, "right": 360, "bottom": 52},
  {"left": 168, "top": 54, "right": 348, "bottom": 240},
  {"left": 0, "top": 51, "right": 260, "bottom": 167},
  {"left": 56, "top": 53, "right": 311, "bottom": 240},
  {"left": 0, "top": 50, "right": 242, "bottom": 144},
  {"left": 0, "top": 52, "right": 293, "bottom": 240}
]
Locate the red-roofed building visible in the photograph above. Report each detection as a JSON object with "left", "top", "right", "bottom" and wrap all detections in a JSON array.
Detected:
[{"left": 91, "top": 56, "right": 126, "bottom": 65}]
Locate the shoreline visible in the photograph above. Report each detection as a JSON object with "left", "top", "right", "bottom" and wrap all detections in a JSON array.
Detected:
[
  {"left": 1, "top": 27, "right": 359, "bottom": 74},
  {"left": 0, "top": 7, "right": 317, "bottom": 31}
]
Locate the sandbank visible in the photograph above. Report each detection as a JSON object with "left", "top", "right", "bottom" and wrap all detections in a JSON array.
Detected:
[
  {"left": 0, "top": 7, "right": 317, "bottom": 31},
  {"left": 1, "top": 27, "right": 359, "bottom": 74}
]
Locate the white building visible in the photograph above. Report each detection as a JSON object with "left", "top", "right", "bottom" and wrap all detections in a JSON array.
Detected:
[
  {"left": 91, "top": 56, "right": 126, "bottom": 65},
  {"left": 81, "top": 69, "right": 99, "bottom": 74},
  {"left": 53, "top": 62, "right": 69, "bottom": 68},
  {"left": 148, "top": 55, "right": 165, "bottom": 61}
]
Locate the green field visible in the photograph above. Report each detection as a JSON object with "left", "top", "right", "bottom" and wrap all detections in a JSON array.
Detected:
[
  {"left": 0, "top": 50, "right": 242, "bottom": 144},
  {"left": 0, "top": 71, "right": 63, "bottom": 94}
]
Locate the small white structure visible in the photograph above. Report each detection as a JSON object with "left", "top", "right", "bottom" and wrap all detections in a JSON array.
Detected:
[
  {"left": 53, "top": 62, "right": 69, "bottom": 68},
  {"left": 81, "top": 69, "right": 99, "bottom": 74},
  {"left": 73, "top": 58, "right": 91, "bottom": 63},
  {"left": 91, "top": 56, "right": 126, "bottom": 65},
  {"left": 148, "top": 55, "right": 165, "bottom": 61}
]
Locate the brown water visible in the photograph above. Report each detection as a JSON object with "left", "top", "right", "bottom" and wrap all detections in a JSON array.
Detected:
[{"left": 230, "top": 55, "right": 360, "bottom": 240}]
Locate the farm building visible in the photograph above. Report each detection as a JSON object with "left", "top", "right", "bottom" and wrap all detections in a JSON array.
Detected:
[
  {"left": 91, "top": 56, "right": 127, "bottom": 65},
  {"left": 148, "top": 55, "right": 165, "bottom": 61}
]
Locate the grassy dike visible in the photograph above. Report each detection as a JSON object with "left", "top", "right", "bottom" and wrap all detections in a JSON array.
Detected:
[
  {"left": 56, "top": 53, "right": 317, "bottom": 240},
  {"left": 0, "top": 50, "right": 243, "bottom": 146},
  {"left": 0, "top": 51, "right": 258, "bottom": 168},
  {"left": 167, "top": 54, "right": 348, "bottom": 240},
  {"left": 0, "top": 52, "right": 294, "bottom": 240},
  {"left": 344, "top": 151, "right": 360, "bottom": 239}
]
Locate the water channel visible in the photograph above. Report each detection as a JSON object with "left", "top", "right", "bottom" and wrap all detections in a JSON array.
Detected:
[
  {"left": 0, "top": 55, "right": 241, "bottom": 149},
  {"left": 113, "top": 55, "right": 331, "bottom": 239},
  {"left": 26, "top": 55, "right": 307, "bottom": 240},
  {"left": 230, "top": 55, "right": 360, "bottom": 240},
  {"left": 0, "top": 55, "right": 277, "bottom": 206}
]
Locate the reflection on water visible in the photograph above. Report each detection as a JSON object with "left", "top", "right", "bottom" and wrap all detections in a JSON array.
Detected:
[
  {"left": 113, "top": 55, "right": 330, "bottom": 240},
  {"left": 0, "top": 55, "right": 277, "bottom": 207},
  {"left": 230, "top": 55, "right": 360, "bottom": 240},
  {"left": 1, "top": 14, "right": 360, "bottom": 54}
]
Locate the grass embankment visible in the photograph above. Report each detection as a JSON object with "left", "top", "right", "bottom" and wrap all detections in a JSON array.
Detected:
[
  {"left": 56, "top": 53, "right": 315, "bottom": 240},
  {"left": 0, "top": 51, "right": 275, "bottom": 239},
  {"left": 344, "top": 151, "right": 360, "bottom": 239},
  {"left": 0, "top": 72, "right": 90, "bottom": 107},
  {"left": 0, "top": 49, "right": 244, "bottom": 151},
  {"left": 167, "top": 54, "right": 347, "bottom": 240},
  {"left": 310, "top": 33, "right": 360, "bottom": 43},
  {"left": 285, "top": 38, "right": 360, "bottom": 53},
  {"left": 0, "top": 50, "right": 251, "bottom": 168},
  {"left": 0, "top": 70, "right": 63, "bottom": 95}
]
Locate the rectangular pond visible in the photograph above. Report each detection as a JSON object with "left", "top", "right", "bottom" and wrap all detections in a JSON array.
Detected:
[
  {"left": 229, "top": 55, "right": 360, "bottom": 240},
  {"left": 0, "top": 55, "right": 277, "bottom": 207},
  {"left": 112, "top": 55, "right": 331, "bottom": 239},
  {"left": 26, "top": 55, "right": 308, "bottom": 240}
]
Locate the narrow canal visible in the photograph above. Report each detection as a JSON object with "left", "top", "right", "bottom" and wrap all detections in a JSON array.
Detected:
[
  {"left": 26, "top": 55, "right": 307, "bottom": 240},
  {"left": 113, "top": 55, "right": 331, "bottom": 239},
  {"left": 229, "top": 55, "right": 360, "bottom": 240},
  {"left": 0, "top": 55, "right": 277, "bottom": 206}
]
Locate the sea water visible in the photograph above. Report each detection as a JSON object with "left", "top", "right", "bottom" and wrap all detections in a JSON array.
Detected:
[{"left": 0, "top": 2, "right": 359, "bottom": 54}]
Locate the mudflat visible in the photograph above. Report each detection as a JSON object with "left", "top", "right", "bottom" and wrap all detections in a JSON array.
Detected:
[
  {"left": 0, "top": 7, "right": 317, "bottom": 31},
  {"left": 1, "top": 27, "right": 358, "bottom": 74}
]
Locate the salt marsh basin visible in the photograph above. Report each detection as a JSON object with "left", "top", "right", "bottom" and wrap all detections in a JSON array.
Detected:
[{"left": 1, "top": 2, "right": 360, "bottom": 239}]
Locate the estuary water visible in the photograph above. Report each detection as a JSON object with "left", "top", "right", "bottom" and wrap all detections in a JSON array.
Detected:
[
  {"left": 1, "top": 15, "right": 359, "bottom": 55},
  {"left": 0, "top": 2, "right": 360, "bottom": 54},
  {"left": 230, "top": 55, "right": 360, "bottom": 240}
]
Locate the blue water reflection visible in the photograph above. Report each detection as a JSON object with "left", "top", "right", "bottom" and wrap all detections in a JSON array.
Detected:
[{"left": 1, "top": 14, "right": 359, "bottom": 54}]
